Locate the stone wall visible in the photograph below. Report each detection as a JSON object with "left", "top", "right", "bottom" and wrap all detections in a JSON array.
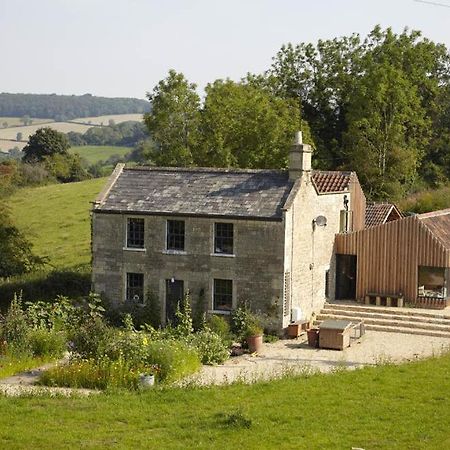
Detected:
[
  {"left": 283, "top": 173, "right": 347, "bottom": 326},
  {"left": 92, "top": 212, "right": 285, "bottom": 327}
]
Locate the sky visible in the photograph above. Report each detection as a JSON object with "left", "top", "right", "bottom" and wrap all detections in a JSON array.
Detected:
[{"left": 1, "top": 0, "right": 450, "bottom": 99}]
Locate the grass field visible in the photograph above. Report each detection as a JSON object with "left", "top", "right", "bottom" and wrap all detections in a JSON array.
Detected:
[
  {"left": 69, "top": 113, "right": 143, "bottom": 125},
  {"left": 0, "top": 117, "right": 53, "bottom": 128},
  {"left": 8, "top": 178, "right": 107, "bottom": 269},
  {"left": 70, "top": 145, "right": 130, "bottom": 164},
  {"left": 0, "top": 139, "right": 27, "bottom": 152},
  {"left": 0, "top": 122, "right": 93, "bottom": 141},
  {"left": 1, "top": 354, "right": 450, "bottom": 448}
]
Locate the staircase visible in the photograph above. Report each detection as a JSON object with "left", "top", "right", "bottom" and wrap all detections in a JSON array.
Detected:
[{"left": 316, "top": 302, "right": 450, "bottom": 338}]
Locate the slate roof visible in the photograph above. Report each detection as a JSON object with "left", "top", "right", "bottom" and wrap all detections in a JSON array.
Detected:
[
  {"left": 366, "top": 203, "right": 402, "bottom": 228},
  {"left": 419, "top": 209, "right": 450, "bottom": 250},
  {"left": 95, "top": 166, "right": 295, "bottom": 220},
  {"left": 311, "top": 171, "right": 353, "bottom": 194}
]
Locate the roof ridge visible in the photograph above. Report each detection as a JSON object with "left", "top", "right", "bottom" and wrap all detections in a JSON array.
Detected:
[
  {"left": 123, "top": 166, "right": 286, "bottom": 175},
  {"left": 418, "top": 208, "right": 450, "bottom": 219}
]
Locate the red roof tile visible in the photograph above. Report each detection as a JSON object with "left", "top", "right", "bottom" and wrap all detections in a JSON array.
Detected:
[{"left": 311, "top": 171, "right": 353, "bottom": 194}]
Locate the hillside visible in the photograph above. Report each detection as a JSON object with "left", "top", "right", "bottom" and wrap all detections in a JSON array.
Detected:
[
  {"left": 70, "top": 145, "right": 130, "bottom": 164},
  {"left": 0, "top": 93, "right": 150, "bottom": 121},
  {"left": 8, "top": 178, "right": 107, "bottom": 268}
]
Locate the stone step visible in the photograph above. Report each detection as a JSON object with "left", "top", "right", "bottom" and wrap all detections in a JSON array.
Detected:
[
  {"left": 314, "top": 320, "right": 450, "bottom": 339},
  {"left": 320, "top": 308, "right": 450, "bottom": 326},
  {"left": 324, "top": 302, "right": 450, "bottom": 320},
  {"left": 317, "top": 313, "right": 450, "bottom": 334}
]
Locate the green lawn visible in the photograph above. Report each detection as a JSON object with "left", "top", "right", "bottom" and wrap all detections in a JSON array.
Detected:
[
  {"left": 70, "top": 145, "right": 130, "bottom": 164},
  {"left": 8, "top": 178, "right": 107, "bottom": 269},
  {"left": 1, "top": 354, "right": 450, "bottom": 448}
]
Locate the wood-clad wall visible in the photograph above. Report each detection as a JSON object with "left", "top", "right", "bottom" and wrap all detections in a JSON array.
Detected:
[
  {"left": 335, "top": 216, "right": 450, "bottom": 302},
  {"left": 349, "top": 174, "right": 366, "bottom": 231}
]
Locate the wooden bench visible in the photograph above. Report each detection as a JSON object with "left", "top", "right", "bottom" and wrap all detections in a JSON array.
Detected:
[{"left": 365, "top": 293, "right": 404, "bottom": 308}]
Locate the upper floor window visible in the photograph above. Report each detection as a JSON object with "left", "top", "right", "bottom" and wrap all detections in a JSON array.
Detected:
[
  {"left": 214, "top": 222, "right": 234, "bottom": 255},
  {"left": 213, "top": 278, "right": 233, "bottom": 311},
  {"left": 167, "top": 220, "right": 185, "bottom": 251},
  {"left": 126, "top": 272, "right": 144, "bottom": 303},
  {"left": 127, "top": 218, "right": 144, "bottom": 249}
]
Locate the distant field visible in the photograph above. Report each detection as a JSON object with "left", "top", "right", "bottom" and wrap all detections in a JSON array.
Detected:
[
  {"left": 70, "top": 145, "right": 130, "bottom": 164},
  {"left": 69, "top": 113, "right": 143, "bottom": 125},
  {"left": 8, "top": 177, "right": 107, "bottom": 268},
  {"left": 0, "top": 122, "right": 93, "bottom": 141},
  {"left": 0, "top": 117, "right": 53, "bottom": 128},
  {"left": 0, "top": 139, "right": 27, "bottom": 152}
]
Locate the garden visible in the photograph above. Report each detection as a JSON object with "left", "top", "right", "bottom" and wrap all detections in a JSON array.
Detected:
[{"left": 0, "top": 291, "right": 270, "bottom": 390}]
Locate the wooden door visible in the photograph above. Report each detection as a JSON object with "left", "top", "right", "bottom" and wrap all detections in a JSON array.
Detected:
[
  {"left": 165, "top": 279, "right": 184, "bottom": 323},
  {"left": 335, "top": 254, "right": 357, "bottom": 300}
]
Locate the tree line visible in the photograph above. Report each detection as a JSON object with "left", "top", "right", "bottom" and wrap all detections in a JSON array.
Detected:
[
  {"left": 0, "top": 93, "right": 150, "bottom": 121},
  {"left": 145, "top": 26, "right": 450, "bottom": 201}
]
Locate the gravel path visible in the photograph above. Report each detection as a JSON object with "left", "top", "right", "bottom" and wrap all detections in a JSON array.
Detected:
[
  {"left": 0, "top": 358, "right": 99, "bottom": 397},
  {"left": 187, "top": 331, "right": 450, "bottom": 386}
]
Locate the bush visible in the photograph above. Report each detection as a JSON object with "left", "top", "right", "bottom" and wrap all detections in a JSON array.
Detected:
[
  {"left": 230, "top": 305, "right": 253, "bottom": 342},
  {"left": 145, "top": 340, "right": 201, "bottom": 383},
  {"left": 0, "top": 293, "right": 30, "bottom": 356},
  {"left": 0, "top": 268, "right": 91, "bottom": 311},
  {"left": 189, "top": 329, "right": 230, "bottom": 365},
  {"left": 39, "top": 357, "right": 143, "bottom": 390},
  {"left": 69, "top": 317, "right": 114, "bottom": 359},
  {"left": 207, "top": 315, "right": 231, "bottom": 340},
  {"left": 28, "top": 329, "right": 66, "bottom": 358}
]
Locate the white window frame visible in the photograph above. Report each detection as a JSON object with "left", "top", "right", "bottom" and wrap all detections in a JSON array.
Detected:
[
  {"left": 124, "top": 216, "right": 146, "bottom": 252},
  {"left": 211, "top": 221, "right": 235, "bottom": 257}
]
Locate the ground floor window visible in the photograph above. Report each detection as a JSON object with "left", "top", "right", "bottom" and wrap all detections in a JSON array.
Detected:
[
  {"left": 213, "top": 279, "right": 233, "bottom": 311},
  {"left": 418, "top": 266, "right": 446, "bottom": 298},
  {"left": 126, "top": 272, "right": 144, "bottom": 303}
]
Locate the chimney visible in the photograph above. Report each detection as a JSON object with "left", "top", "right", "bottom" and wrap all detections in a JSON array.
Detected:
[{"left": 289, "top": 131, "right": 311, "bottom": 181}]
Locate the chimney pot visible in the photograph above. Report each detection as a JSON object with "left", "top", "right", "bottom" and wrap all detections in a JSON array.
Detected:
[{"left": 289, "top": 130, "right": 311, "bottom": 181}]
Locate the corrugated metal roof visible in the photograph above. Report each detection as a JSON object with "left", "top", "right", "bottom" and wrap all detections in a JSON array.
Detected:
[
  {"left": 419, "top": 209, "right": 450, "bottom": 251},
  {"left": 311, "top": 171, "right": 353, "bottom": 194},
  {"left": 95, "top": 166, "right": 294, "bottom": 220}
]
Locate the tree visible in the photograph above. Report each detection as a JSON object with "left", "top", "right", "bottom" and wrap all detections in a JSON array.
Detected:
[
  {"left": 199, "top": 79, "right": 309, "bottom": 169},
  {"left": 0, "top": 202, "right": 45, "bottom": 277},
  {"left": 343, "top": 64, "right": 428, "bottom": 199},
  {"left": 22, "top": 127, "right": 70, "bottom": 162},
  {"left": 16, "top": 132, "right": 23, "bottom": 142},
  {"left": 266, "top": 26, "right": 450, "bottom": 198},
  {"left": 144, "top": 70, "right": 201, "bottom": 166}
]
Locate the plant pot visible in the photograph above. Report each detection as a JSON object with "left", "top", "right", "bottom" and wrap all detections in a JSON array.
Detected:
[
  {"left": 307, "top": 328, "right": 319, "bottom": 348},
  {"left": 246, "top": 334, "right": 263, "bottom": 353},
  {"left": 139, "top": 374, "right": 155, "bottom": 388}
]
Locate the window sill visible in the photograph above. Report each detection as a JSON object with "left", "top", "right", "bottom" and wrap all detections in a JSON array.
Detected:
[
  {"left": 209, "top": 309, "right": 232, "bottom": 315},
  {"left": 163, "top": 250, "right": 187, "bottom": 255},
  {"left": 211, "top": 253, "right": 235, "bottom": 258},
  {"left": 123, "top": 247, "right": 146, "bottom": 252}
]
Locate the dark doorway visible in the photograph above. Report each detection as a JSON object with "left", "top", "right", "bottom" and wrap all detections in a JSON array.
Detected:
[
  {"left": 335, "top": 254, "right": 357, "bottom": 300},
  {"left": 165, "top": 279, "right": 184, "bottom": 324}
]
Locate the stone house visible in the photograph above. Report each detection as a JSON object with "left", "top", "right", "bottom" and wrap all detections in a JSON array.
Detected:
[{"left": 91, "top": 132, "right": 366, "bottom": 330}]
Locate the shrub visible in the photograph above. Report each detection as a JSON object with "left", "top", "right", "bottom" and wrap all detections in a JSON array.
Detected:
[
  {"left": 174, "top": 292, "right": 193, "bottom": 337},
  {"left": 0, "top": 268, "right": 91, "bottom": 310},
  {"left": 0, "top": 293, "right": 30, "bottom": 356},
  {"left": 207, "top": 315, "right": 231, "bottom": 340},
  {"left": 189, "top": 329, "right": 230, "bottom": 365},
  {"left": 145, "top": 340, "right": 201, "bottom": 383},
  {"left": 39, "top": 357, "right": 143, "bottom": 390},
  {"left": 230, "top": 305, "right": 253, "bottom": 342},
  {"left": 28, "top": 329, "right": 66, "bottom": 358},
  {"left": 69, "top": 317, "right": 114, "bottom": 359},
  {"left": 104, "top": 329, "right": 148, "bottom": 367}
]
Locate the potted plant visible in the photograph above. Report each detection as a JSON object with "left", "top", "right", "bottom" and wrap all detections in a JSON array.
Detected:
[{"left": 245, "top": 319, "right": 264, "bottom": 354}]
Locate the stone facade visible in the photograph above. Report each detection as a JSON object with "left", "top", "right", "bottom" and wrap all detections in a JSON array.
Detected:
[
  {"left": 91, "top": 134, "right": 366, "bottom": 331},
  {"left": 282, "top": 173, "right": 349, "bottom": 327},
  {"left": 92, "top": 212, "right": 285, "bottom": 326}
]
